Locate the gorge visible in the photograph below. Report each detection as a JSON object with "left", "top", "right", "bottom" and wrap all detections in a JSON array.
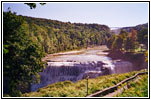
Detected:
[{"left": 3, "top": 3, "right": 148, "bottom": 97}]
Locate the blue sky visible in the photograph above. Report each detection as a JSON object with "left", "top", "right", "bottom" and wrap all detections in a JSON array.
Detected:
[{"left": 3, "top": 2, "right": 148, "bottom": 28}]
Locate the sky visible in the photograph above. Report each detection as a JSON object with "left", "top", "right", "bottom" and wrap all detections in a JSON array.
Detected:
[{"left": 3, "top": 2, "right": 148, "bottom": 28}]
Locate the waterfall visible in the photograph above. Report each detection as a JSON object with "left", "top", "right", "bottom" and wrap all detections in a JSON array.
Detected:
[
  {"left": 102, "top": 60, "right": 133, "bottom": 74},
  {"left": 31, "top": 61, "right": 105, "bottom": 91},
  {"left": 30, "top": 48, "right": 140, "bottom": 92},
  {"left": 113, "top": 60, "right": 133, "bottom": 74},
  {"left": 31, "top": 60, "right": 135, "bottom": 91}
]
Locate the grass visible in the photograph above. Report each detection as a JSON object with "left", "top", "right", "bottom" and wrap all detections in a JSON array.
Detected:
[
  {"left": 21, "top": 70, "right": 147, "bottom": 97},
  {"left": 115, "top": 74, "right": 148, "bottom": 97}
]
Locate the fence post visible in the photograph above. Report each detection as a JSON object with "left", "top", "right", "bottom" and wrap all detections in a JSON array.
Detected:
[{"left": 86, "top": 75, "right": 89, "bottom": 96}]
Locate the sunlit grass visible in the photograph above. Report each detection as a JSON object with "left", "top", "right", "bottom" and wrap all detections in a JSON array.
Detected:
[
  {"left": 22, "top": 70, "right": 147, "bottom": 97},
  {"left": 115, "top": 74, "right": 148, "bottom": 97}
]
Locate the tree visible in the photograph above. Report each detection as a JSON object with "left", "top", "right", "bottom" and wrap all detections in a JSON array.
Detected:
[
  {"left": 112, "top": 35, "right": 124, "bottom": 51},
  {"left": 107, "top": 29, "right": 139, "bottom": 53},
  {"left": 113, "top": 30, "right": 128, "bottom": 51},
  {"left": 107, "top": 31, "right": 126, "bottom": 52},
  {"left": 131, "top": 29, "right": 137, "bottom": 41},
  {"left": 125, "top": 29, "right": 138, "bottom": 52},
  {"left": 145, "top": 51, "right": 148, "bottom": 62},
  {"left": 3, "top": 11, "right": 45, "bottom": 96},
  {"left": 137, "top": 28, "right": 148, "bottom": 48},
  {"left": 124, "top": 37, "right": 139, "bottom": 52},
  {"left": 107, "top": 34, "right": 116, "bottom": 49},
  {"left": 24, "top": 3, "right": 46, "bottom": 9}
]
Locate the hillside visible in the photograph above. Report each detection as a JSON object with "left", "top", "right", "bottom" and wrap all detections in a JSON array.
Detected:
[
  {"left": 21, "top": 70, "right": 148, "bottom": 97},
  {"left": 112, "top": 23, "right": 148, "bottom": 34},
  {"left": 21, "top": 16, "right": 111, "bottom": 54},
  {"left": 115, "top": 74, "right": 148, "bottom": 97}
]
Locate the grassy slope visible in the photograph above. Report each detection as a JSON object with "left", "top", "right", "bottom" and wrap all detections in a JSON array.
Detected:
[
  {"left": 22, "top": 70, "right": 147, "bottom": 97},
  {"left": 115, "top": 74, "right": 148, "bottom": 97}
]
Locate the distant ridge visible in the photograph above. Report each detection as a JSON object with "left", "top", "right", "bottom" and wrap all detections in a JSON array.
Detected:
[{"left": 112, "top": 23, "right": 148, "bottom": 34}]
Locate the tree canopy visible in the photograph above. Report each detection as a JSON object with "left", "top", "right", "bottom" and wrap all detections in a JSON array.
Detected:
[
  {"left": 3, "top": 11, "right": 45, "bottom": 96},
  {"left": 23, "top": 16, "right": 111, "bottom": 54},
  {"left": 107, "top": 27, "right": 148, "bottom": 53},
  {"left": 24, "top": 3, "right": 46, "bottom": 9}
]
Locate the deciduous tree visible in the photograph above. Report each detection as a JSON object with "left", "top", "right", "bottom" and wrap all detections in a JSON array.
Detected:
[{"left": 3, "top": 11, "right": 45, "bottom": 96}]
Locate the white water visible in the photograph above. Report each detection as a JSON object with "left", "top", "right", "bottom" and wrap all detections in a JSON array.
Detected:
[{"left": 31, "top": 47, "right": 134, "bottom": 91}]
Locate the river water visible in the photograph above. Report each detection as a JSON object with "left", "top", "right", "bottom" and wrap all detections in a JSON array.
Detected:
[{"left": 31, "top": 46, "right": 138, "bottom": 91}]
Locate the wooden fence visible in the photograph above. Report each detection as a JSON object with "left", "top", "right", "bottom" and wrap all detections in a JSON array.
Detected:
[{"left": 87, "top": 71, "right": 148, "bottom": 97}]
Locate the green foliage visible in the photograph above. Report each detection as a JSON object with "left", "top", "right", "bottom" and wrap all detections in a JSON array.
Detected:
[
  {"left": 124, "top": 37, "right": 139, "bottom": 52},
  {"left": 137, "top": 28, "right": 148, "bottom": 48},
  {"left": 24, "top": 3, "right": 46, "bottom": 9},
  {"left": 116, "top": 74, "right": 148, "bottom": 97},
  {"left": 107, "top": 29, "right": 140, "bottom": 52},
  {"left": 119, "top": 24, "right": 148, "bottom": 50},
  {"left": 3, "top": 45, "right": 9, "bottom": 54},
  {"left": 112, "top": 35, "right": 124, "bottom": 51},
  {"left": 145, "top": 51, "right": 148, "bottom": 62},
  {"left": 108, "top": 30, "right": 127, "bottom": 51},
  {"left": 21, "top": 70, "right": 145, "bottom": 97},
  {"left": 23, "top": 16, "right": 111, "bottom": 54},
  {"left": 3, "top": 11, "right": 45, "bottom": 96},
  {"left": 107, "top": 34, "right": 116, "bottom": 49}
]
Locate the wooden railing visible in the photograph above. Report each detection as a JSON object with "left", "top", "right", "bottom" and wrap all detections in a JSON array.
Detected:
[{"left": 87, "top": 71, "right": 148, "bottom": 97}]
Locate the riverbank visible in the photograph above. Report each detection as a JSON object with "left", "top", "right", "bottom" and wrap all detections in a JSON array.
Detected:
[{"left": 42, "top": 45, "right": 109, "bottom": 62}]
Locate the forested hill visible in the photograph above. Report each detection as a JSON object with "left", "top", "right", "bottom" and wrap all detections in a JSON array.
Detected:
[
  {"left": 112, "top": 23, "right": 148, "bottom": 34},
  {"left": 22, "top": 16, "right": 111, "bottom": 54},
  {"left": 120, "top": 23, "right": 148, "bottom": 32}
]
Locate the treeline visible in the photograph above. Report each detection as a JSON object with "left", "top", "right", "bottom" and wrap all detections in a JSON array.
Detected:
[
  {"left": 23, "top": 16, "right": 111, "bottom": 54},
  {"left": 112, "top": 23, "right": 148, "bottom": 35},
  {"left": 119, "top": 23, "right": 148, "bottom": 33}
]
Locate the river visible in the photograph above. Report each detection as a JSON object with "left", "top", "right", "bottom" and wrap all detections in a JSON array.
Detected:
[{"left": 31, "top": 45, "right": 142, "bottom": 91}]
